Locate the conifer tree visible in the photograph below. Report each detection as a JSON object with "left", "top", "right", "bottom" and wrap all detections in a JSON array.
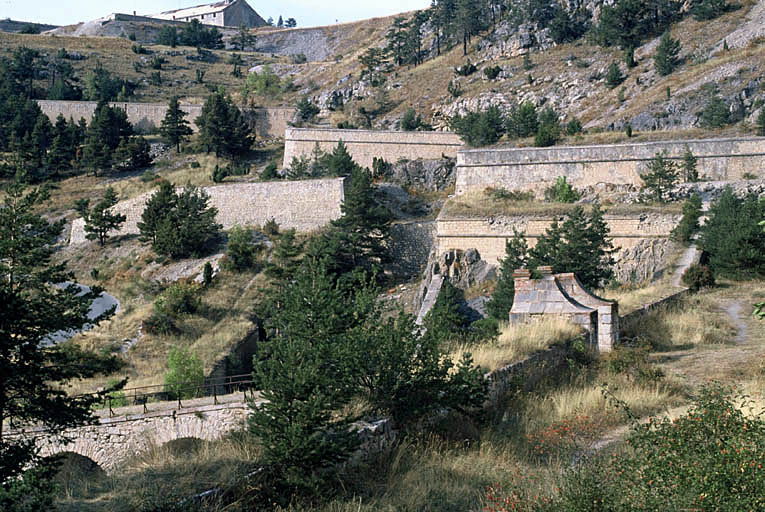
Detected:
[
  {"left": 756, "top": 107, "right": 765, "bottom": 136},
  {"left": 654, "top": 31, "right": 681, "bottom": 76},
  {"left": 196, "top": 91, "right": 253, "bottom": 159},
  {"left": 699, "top": 187, "right": 765, "bottom": 278},
  {"left": 160, "top": 96, "right": 192, "bottom": 153},
  {"left": 507, "top": 101, "right": 538, "bottom": 138},
  {"left": 0, "top": 183, "right": 122, "bottom": 487},
  {"left": 641, "top": 151, "right": 679, "bottom": 202},
  {"left": 681, "top": 146, "right": 699, "bottom": 182},
  {"left": 605, "top": 61, "right": 625, "bottom": 89},
  {"left": 75, "top": 187, "right": 126, "bottom": 246},
  {"left": 486, "top": 229, "right": 529, "bottom": 320},
  {"left": 671, "top": 193, "right": 703, "bottom": 244},
  {"left": 530, "top": 203, "right": 615, "bottom": 289},
  {"left": 138, "top": 180, "right": 176, "bottom": 245},
  {"left": 151, "top": 184, "right": 222, "bottom": 259}
]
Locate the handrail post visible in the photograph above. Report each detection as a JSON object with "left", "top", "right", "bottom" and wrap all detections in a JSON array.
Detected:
[
  {"left": 214, "top": 384, "right": 218, "bottom": 405},
  {"left": 108, "top": 396, "right": 114, "bottom": 417},
  {"left": 178, "top": 392, "right": 182, "bottom": 410}
]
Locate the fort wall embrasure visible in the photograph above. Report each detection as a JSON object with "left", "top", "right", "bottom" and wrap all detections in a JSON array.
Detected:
[
  {"left": 283, "top": 128, "right": 464, "bottom": 170},
  {"left": 36, "top": 100, "right": 294, "bottom": 139},
  {"left": 456, "top": 137, "right": 765, "bottom": 195},
  {"left": 69, "top": 178, "right": 346, "bottom": 244}
]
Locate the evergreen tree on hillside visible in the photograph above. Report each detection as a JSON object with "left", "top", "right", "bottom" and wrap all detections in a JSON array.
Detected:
[
  {"left": 691, "top": 0, "right": 731, "bottom": 20},
  {"left": 530, "top": 203, "right": 615, "bottom": 289},
  {"left": 152, "top": 184, "right": 222, "bottom": 259},
  {"left": 0, "top": 183, "right": 122, "bottom": 492},
  {"left": 74, "top": 187, "right": 126, "bottom": 246},
  {"left": 507, "top": 101, "right": 539, "bottom": 139},
  {"left": 486, "top": 229, "right": 529, "bottom": 320},
  {"left": 160, "top": 96, "right": 193, "bottom": 153},
  {"left": 196, "top": 91, "right": 253, "bottom": 159},
  {"left": 681, "top": 146, "right": 699, "bottom": 182},
  {"left": 386, "top": 16, "right": 410, "bottom": 67},
  {"left": 699, "top": 187, "right": 765, "bottom": 278},
  {"left": 456, "top": 0, "right": 483, "bottom": 55},
  {"left": 671, "top": 193, "right": 703, "bottom": 244},
  {"left": 423, "top": 279, "right": 469, "bottom": 341},
  {"left": 654, "top": 31, "right": 681, "bottom": 76},
  {"left": 641, "top": 151, "right": 679, "bottom": 202},
  {"left": 138, "top": 180, "right": 176, "bottom": 245}
]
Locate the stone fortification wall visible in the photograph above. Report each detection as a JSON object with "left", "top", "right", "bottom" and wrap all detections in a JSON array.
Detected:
[
  {"left": 283, "top": 128, "right": 464, "bottom": 170},
  {"left": 456, "top": 137, "right": 765, "bottom": 195},
  {"left": 70, "top": 178, "right": 346, "bottom": 244},
  {"left": 36, "top": 100, "right": 294, "bottom": 138},
  {"left": 436, "top": 213, "right": 681, "bottom": 282}
]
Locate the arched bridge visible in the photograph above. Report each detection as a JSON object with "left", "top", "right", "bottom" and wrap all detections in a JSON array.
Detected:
[{"left": 4, "top": 376, "right": 258, "bottom": 473}]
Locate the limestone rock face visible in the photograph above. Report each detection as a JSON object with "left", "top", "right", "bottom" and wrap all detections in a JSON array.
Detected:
[{"left": 386, "top": 157, "right": 457, "bottom": 192}]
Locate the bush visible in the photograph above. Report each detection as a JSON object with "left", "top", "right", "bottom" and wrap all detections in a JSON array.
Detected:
[
  {"left": 451, "top": 106, "right": 506, "bottom": 147},
  {"left": 544, "top": 176, "right": 581, "bottom": 203},
  {"left": 143, "top": 311, "right": 178, "bottom": 336},
  {"left": 400, "top": 108, "right": 423, "bottom": 131},
  {"left": 605, "top": 62, "right": 625, "bottom": 89},
  {"left": 454, "top": 60, "right": 477, "bottom": 76},
  {"left": 486, "top": 187, "right": 535, "bottom": 201},
  {"left": 565, "top": 118, "right": 583, "bottom": 135},
  {"left": 700, "top": 96, "right": 730, "bottom": 128},
  {"left": 682, "top": 263, "right": 715, "bottom": 291},
  {"left": 553, "top": 384, "right": 765, "bottom": 511},
  {"left": 163, "top": 346, "right": 204, "bottom": 400},
  {"left": 263, "top": 218, "right": 280, "bottom": 236},
  {"left": 261, "top": 162, "right": 279, "bottom": 180},
  {"left": 483, "top": 65, "right": 502, "bottom": 80},
  {"left": 224, "top": 225, "right": 260, "bottom": 271},
  {"left": 671, "top": 193, "right": 703, "bottom": 243},
  {"left": 211, "top": 164, "right": 228, "bottom": 183},
  {"left": 155, "top": 282, "right": 201, "bottom": 316}
]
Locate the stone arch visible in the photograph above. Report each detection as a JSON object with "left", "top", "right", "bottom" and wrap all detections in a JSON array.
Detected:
[{"left": 49, "top": 451, "right": 107, "bottom": 494}]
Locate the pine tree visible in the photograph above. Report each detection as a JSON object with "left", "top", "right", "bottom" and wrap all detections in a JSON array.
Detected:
[
  {"left": 250, "top": 259, "right": 364, "bottom": 494},
  {"left": 160, "top": 96, "right": 193, "bottom": 153},
  {"left": 486, "top": 229, "right": 528, "bottom": 320},
  {"left": 641, "top": 151, "right": 679, "bottom": 202},
  {"left": 423, "top": 279, "right": 469, "bottom": 341},
  {"left": 152, "top": 184, "right": 222, "bottom": 259},
  {"left": 195, "top": 91, "right": 253, "bottom": 159},
  {"left": 507, "top": 101, "right": 538, "bottom": 138},
  {"left": 329, "top": 166, "right": 393, "bottom": 275},
  {"left": 138, "top": 180, "right": 176, "bottom": 245},
  {"left": 233, "top": 24, "right": 256, "bottom": 51},
  {"left": 385, "top": 16, "right": 410, "bottom": 66},
  {"left": 605, "top": 61, "right": 625, "bottom": 89},
  {"left": 0, "top": 183, "right": 122, "bottom": 486},
  {"left": 681, "top": 146, "right": 699, "bottom": 182},
  {"left": 75, "top": 187, "right": 126, "bottom": 246},
  {"left": 671, "top": 193, "right": 703, "bottom": 244},
  {"left": 699, "top": 187, "right": 765, "bottom": 278},
  {"left": 265, "top": 228, "right": 304, "bottom": 280},
  {"left": 654, "top": 31, "right": 681, "bottom": 76},
  {"left": 530, "top": 203, "right": 615, "bottom": 289}
]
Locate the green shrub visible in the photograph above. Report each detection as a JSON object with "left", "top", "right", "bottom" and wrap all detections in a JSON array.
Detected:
[
  {"left": 486, "top": 187, "right": 535, "bottom": 202},
  {"left": 202, "top": 261, "right": 214, "bottom": 286},
  {"left": 483, "top": 65, "right": 502, "bottom": 80},
  {"left": 544, "top": 176, "right": 580, "bottom": 203},
  {"left": 155, "top": 282, "right": 201, "bottom": 316},
  {"left": 565, "top": 118, "right": 583, "bottom": 135},
  {"left": 605, "top": 62, "right": 624, "bottom": 89},
  {"left": 143, "top": 311, "right": 178, "bottom": 336},
  {"left": 700, "top": 96, "right": 730, "bottom": 128},
  {"left": 260, "top": 162, "right": 279, "bottom": 180},
  {"left": 263, "top": 218, "right": 280, "bottom": 237},
  {"left": 224, "top": 225, "right": 260, "bottom": 271},
  {"left": 450, "top": 106, "right": 506, "bottom": 147},
  {"left": 681, "top": 263, "right": 715, "bottom": 291},
  {"left": 671, "top": 193, "right": 703, "bottom": 243},
  {"left": 553, "top": 384, "right": 765, "bottom": 511},
  {"left": 163, "top": 346, "right": 204, "bottom": 400},
  {"left": 454, "top": 60, "right": 477, "bottom": 76},
  {"left": 190, "top": 161, "right": 201, "bottom": 168}
]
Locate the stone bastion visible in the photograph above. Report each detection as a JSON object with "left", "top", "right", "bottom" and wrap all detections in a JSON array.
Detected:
[
  {"left": 283, "top": 128, "right": 464, "bottom": 170},
  {"left": 436, "top": 212, "right": 682, "bottom": 283},
  {"left": 456, "top": 137, "right": 765, "bottom": 195},
  {"left": 36, "top": 100, "right": 295, "bottom": 139},
  {"left": 69, "top": 178, "right": 346, "bottom": 244}
]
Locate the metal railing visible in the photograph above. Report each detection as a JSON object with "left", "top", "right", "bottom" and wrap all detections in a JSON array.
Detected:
[{"left": 92, "top": 373, "right": 255, "bottom": 417}]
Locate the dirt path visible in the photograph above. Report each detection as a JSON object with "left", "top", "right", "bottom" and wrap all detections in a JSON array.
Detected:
[
  {"left": 725, "top": 301, "right": 748, "bottom": 343},
  {"left": 671, "top": 243, "right": 701, "bottom": 287}
]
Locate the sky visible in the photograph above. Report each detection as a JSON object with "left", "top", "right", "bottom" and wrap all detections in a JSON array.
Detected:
[{"left": 1, "top": 0, "right": 432, "bottom": 28}]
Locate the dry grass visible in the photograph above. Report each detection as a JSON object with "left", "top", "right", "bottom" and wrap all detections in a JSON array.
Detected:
[
  {"left": 601, "top": 280, "right": 681, "bottom": 314},
  {"left": 440, "top": 190, "right": 683, "bottom": 218},
  {"left": 620, "top": 293, "right": 737, "bottom": 349},
  {"left": 56, "top": 433, "right": 261, "bottom": 512},
  {"left": 451, "top": 317, "right": 583, "bottom": 372}
]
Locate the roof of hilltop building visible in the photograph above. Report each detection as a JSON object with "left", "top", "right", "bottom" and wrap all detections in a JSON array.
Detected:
[
  {"left": 150, "top": 0, "right": 266, "bottom": 27},
  {"left": 154, "top": 1, "right": 235, "bottom": 19}
]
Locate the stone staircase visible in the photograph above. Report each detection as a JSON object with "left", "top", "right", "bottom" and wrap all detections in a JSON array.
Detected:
[{"left": 415, "top": 274, "right": 444, "bottom": 326}]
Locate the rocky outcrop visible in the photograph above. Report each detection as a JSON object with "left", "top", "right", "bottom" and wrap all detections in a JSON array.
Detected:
[{"left": 386, "top": 157, "right": 457, "bottom": 191}]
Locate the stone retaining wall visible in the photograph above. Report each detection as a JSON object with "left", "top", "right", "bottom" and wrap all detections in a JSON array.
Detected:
[
  {"left": 435, "top": 212, "right": 681, "bottom": 282},
  {"left": 70, "top": 178, "right": 346, "bottom": 244},
  {"left": 456, "top": 137, "right": 765, "bottom": 195},
  {"left": 283, "top": 128, "right": 464, "bottom": 170},
  {"left": 36, "top": 100, "right": 295, "bottom": 138}
]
